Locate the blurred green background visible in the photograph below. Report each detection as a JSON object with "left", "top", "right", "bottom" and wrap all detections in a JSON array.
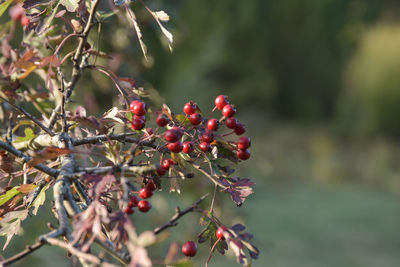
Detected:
[{"left": 4, "top": 0, "right": 400, "bottom": 266}]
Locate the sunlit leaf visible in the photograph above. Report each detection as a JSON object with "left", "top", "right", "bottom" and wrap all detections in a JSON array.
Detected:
[
  {"left": 0, "top": 187, "right": 20, "bottom": 207},
  {"left": 0, "top": 209, "right": 29, "bottom": 250}
]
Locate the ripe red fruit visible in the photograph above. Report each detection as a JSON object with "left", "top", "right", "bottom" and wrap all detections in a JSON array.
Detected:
[
  {"left": 138, "top": 200, "right": 151, "bottom": 212},
  {"left": 189, "top": 113, "right": 202, "bottom": 125},
  {"left": 130, "top": 195, "right": 140, "bottom": 206},
  {"left": 183, "top": 101, "right": 197, "bottom": 115},
  {"left": 201, "top": 132, "right": 214, "bottom": 143},
  {"left": 130, "top": 100, "right": 147, "bottom": 116},
  {"left": 146, "top": 180, "right": 156, "bottom": 191},
  {"left": 234, "top": 123, "right": 246, "bottom": 135},
  {"left": 125, "top": 206, "right": 134, "bottom": 215},
  {"left": 238, "top": 136, "right": 251, "bottom": 150},
  {"left": 207, "top": 119, "right": 219, "bottom": 131},
  {"left": 134, "top": 115, "right": 146, "bottom": 122},
  {"left": 222, "top": 104, "right": 236, "bottom": 118},
  {"left": 131, "top": 118, "right": 145, "bottom": 130},
  {"left": 139, "top": 187, "right": 153, "bottom": 199},
  {"left": 162, "top": 159, "right": 170, "bottom": 170},
  {"left": 172, "top": 127, "right": 184, "bottom": 139},
  {"left": 225, "top": 117, "right": 238, "bottom": 129},
  {"left": 157, "top": 114, "right": 170, "bottom": 127},
  {"left": 164, "top": 129, "right": 179, "bottom": 143},
  {"left": 168, "top": 141, "right": 183, "bottom": 153},
  {"left": 168, "top": 159, "right": 176, "bottom": 165},
  {"left": 215, "top": 95, "right": 229, "bottom": 110},
  {"left": 182, "top": 141, "right": 194, "bottom": 153},
  {"left": 182, "top": 241, "right": 197, "bottom": 257},
  {"left": 237, "top": 149, "right": 250, "bottom": 160},
  {"left": 199, "top": 142, "right": 211, "bottom": 152},
  {"left": 21, "top": 16, "right": 30, "bottom": 27},
  {"left": 157, "top": 166, "right": 166, "bottom": 176},
  {"left": 216, "top": 226, "right": 227, "bottom": 240}
]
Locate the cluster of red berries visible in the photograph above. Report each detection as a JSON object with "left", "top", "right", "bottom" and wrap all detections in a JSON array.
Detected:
[
  {"left": 156, "top": 158, "right": 175, "bottom": 176},
  {"left": 9, "top": 3, "right": 30, "bottom": 27},
  {"left": 181, "top": 226, "right": 228, "bottom": 257},
  {"left": 130, "top": 100, "right": 148, "bottom": 131},
  {"left": 124, "top": 180, "right": 155, "bottom": 214}
]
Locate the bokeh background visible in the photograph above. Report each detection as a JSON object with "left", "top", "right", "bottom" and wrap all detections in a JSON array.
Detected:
[{"left": 4, "top": 0, "right": 400, "bottom": 266}]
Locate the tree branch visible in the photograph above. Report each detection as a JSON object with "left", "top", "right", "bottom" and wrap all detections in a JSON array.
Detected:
[{"left": 0, "top": 241, "right": 44, "bottom": 266}]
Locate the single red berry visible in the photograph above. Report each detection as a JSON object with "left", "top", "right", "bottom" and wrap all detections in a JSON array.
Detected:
[
  {"left": 125, "top": 206, "right": 134, "bottom": 215},
  {"left": 182, "top": 241, "right": 197, "bottom": 257},
  {"left": 137, "top": 200, "right": 151, "bottom": 212},
  {"left": 199, "top": 142, "right": 211, "bottom": 152},
  {"left": 146, "top": 180, "right": 157, "bottom": 191},
  {"left": 168, "top": 141, "right": 183, "bottom": 153},
  {"left": 134, "top": 115, "right": 146, "bottom": 122},
  {"left": 216, "top": 226, "right": 227, "bottom": 240},
  {"left": 222, "top": 104, "right": 236, "bottom": 118},
  {"left": 201, "top": 132, "right": 214, "bottom": 143},
  {"left": 172, "top": 127, "right": 184, "bottom": 139},
  {"left": 234, "top": 123, "right": 246, "bottom": 135},
  {"left": 168, "top": 159, "right": 176, "bottom": 165},
  {"left": 128, "top": 201, "right": 134, "bottom": 208},
  {"left": 20, "top": 16, "right": 30, "bottom": 27},
  {"left": 130, "top": 100, "right": 147, "bottom": 116},
  {"left": 238, "top": 136, "right": 251, "bottom": 149},
  {"left": 237, "top": 149, "right": 250, "bottom": 160},
  {"left": 144, "top": 128, "right": 153, "bottom": 137},
  {"left": 207, "top": 119, "right": 219, "bottom": 131},
  {"left": 162, "top": 159, "right": 170, "bottom": 170},
  {"left": 215, "top": 95, "right": 229, "bottom": 110},
  {"left": 189, "top": 113, "right": 202, "bottom": 125},
  {"left": 157, "top": 114, "right": 170, "bottom": 127},
  {"left": 183, "top": 101, "right": 197, "bottom": 115},
  {"left": 131, "top": 118, "right": 145, "bottom": 130},
  {"left": 157, "top": 166, "right": 166, "bottom": 176},
  {"left": 225, "top": 117, "right": 238, "bottom": 129},
  {"left": 130, "top": 195, "right": 140, "bottom": 206},
  {"left": 139, "top": 187, "right": 153, "bottom": 199},
  {"left": 182, "top": 141, "right": 194, "bottom": 153},
  {"left": 164, "top": 129, "right": 179, "bottom": 143}
]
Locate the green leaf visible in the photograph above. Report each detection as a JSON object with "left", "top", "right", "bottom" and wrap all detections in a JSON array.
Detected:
[
  {"left": 0, "top": 187, "right": 20, "bottom": 207},
  {"left": 14, "top": 128, "right": 36, "bottom": 143},
  {"left": 175, "top": 114, "right": 191, "bottom": 128},
  {"left": 59, "top": 0, "right": 78, "bottom": 12},
  {"left": 0, "top": 210, "right": 29, "bottom": 250},
  {"left": 31, "top": 184, "right": 48, "bottom": 215},
  {"left": 0, "top": 0, "right": 13, "bottom": 18}
]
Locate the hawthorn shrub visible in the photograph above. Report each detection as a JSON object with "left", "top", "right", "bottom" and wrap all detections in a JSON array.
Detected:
[{"left": 0, "top": 1, "right": 259, "bottom": 266}]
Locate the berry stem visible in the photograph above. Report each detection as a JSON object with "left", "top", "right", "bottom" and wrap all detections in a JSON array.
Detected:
[{"left": 205, "top": 238, "right": 221, "bottom": 267}]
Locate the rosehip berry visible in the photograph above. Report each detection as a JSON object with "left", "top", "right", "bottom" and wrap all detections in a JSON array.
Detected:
[
  {"left": 189, "top": 113, "right": 202, "bottom": 125},
  {"left": 130, "top": 100, "right": 147, "bottom": 116},
  {"left": 202, "top": 132, "right": 214, "bottom": 143},
  {"left": 21, "top": 16, "right": 30, "bottom": 27},
  {"left": 182, "top": 241, "right": 197, "bottom": 257},
  {"left": 164, "top": 129, "right": 179, "bottom": 143},
  {"left": 215, "top": 95, "right": 229, "bottom": 110},
  {"left": 125, "top": 206, "right": 134, "bottom": 215},
  {"left": 131, "top": 118, "right": 145, "bottom": 130},
  {"left": 128, "top": 201, "right": 135, "bottom": 208},
  {"left": 222, "top": 104, "right": 236, "bottom": 118},
  {"left": 172, "top": 127, "right": 184, "bottom": 139},
  {"left": 157, "top": 166, "right": 166, "bottom": 176},
  {"left": 130, "top": 195, "right": 140, "bottom": 206},
  {"left": 157, "top": 114, "right": 170, "bottom": 127},
  {"left": 145, "top": 128, "right": 153, "bottom": 137},
  {"left": 199, "top": 142, "right": 211, "bottom": 152},
  {"left": 139, "top": 187, "right": 153, "bottom": 199},
  {"left": 238, "top": 136, "right": 251, "bottom": 149},
  {"left": 225, "top": 117, "right": 238, "bottom": 129},
  {"left": 207, "top": 119, "right": 219, "bottom": 131},
  {"left": 234, "top": 123, "right": 246, "bottom": 135},
  {"left": 137, "top": 200, "right": 151, "bottom": 212},
  {"left": 134, "top": 115, "right": 146, "bottom": 122},
  {"left": 216, "top": 226, "right": 227, "bottom": 240},
  {"left": 183, "top": 101, "right": 197, "bottom": 115},
  {"left": 162, "top": 159, "right": 171, "bottom": 170},
  {"left": 146, "top": 180, "right": 157, "bottom": 191},
  {"left": 168, "top": 141, "right": 183, "bottom": 153},
  {"left": 182, "top": 141, "right": 194, "bottom": 153},
  {"left": 237, "top": 149, "right": 250, "bottom": 160}
]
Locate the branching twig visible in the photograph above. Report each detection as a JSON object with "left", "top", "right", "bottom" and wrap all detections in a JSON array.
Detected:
[{"left": 0, "top": 241, "right": 44, "bottom": 266}]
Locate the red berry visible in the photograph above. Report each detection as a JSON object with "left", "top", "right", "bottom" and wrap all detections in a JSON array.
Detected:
[
  {"left": 125, "top": 206, "right": 134, "bottom": 215},
  {"left": 157, "top": 114, "right": 170, "bottom": 127},
  {"left": 201, "top": 132, "right": 214, "bottom": 143},
  {"left": 139, "top": 187, "right": 153, "bottom": 199},
  {"left": 137, "top": 200, "right": 151, "bottom": 212},
  {"left": 162, "top": 159, "right": 170, "bottom": 170},
  {"left": 199, "top": 142, "right": 211, "bottom": 152},
  {"left": 215, "top": 95, "right": 229, "bottom": 110},
  {"left": 183, "top": 101, "right": 197, "bottom": 115},
  {"left": 134, "top": 115, "right": 146, "bottom": 122},
  {"left": 168, "top": 141, "right": 183, "bottom": 153},
  {"left": 207, "top": 119, "right": 219, "bottom": 131},
  {"left": 164, "top": 129, "right": 179, "bottom": 143},
  {"left": 130, "top": 195, "right": 140, "bottom": 206},
  {"left": 234, "top": 123, "right": 246, "bottom": 135},
  {"left": 225, "top": 117, "right": 238, "bottom": 129},
  {"left": 172, "top": 127, "right": 184, "bottom": 139},
  {"left": 182, "top": 141, "right": 194, "bottom": 153},
  {"left": 216, "top": 226, "right": 227, "bottom": 240},
  {"left": 182, "top": 241, "right": 197, "bottom": 257},
  {"left": 238, "top": 136, "right": 251, "bottom": 149},
  {"left": 222, "top": 104, "right": 236, "bottom": 118},
  {"left": 189, "top": 113, "right": 202, "bottom": 125},
  {"left": 145, "top": 128, "right": 153, "bottom": 137},
  {"left": 157, "top": 166, "right": 166, "bottom": 176},
  {"left": 168, "top": 159, "right": 176, "bottom": 165},
  {"left": 237, "top": 149, "right": 250, "bottom": 160},
  {"left": 130, "top": 100, "right": 147, "bottom": 116},
  {"left": 131, "top": 118, "right": 145, "bottom": 130},
  {"left": 21, "top": 16, "right": 30, "bottom": 27},
  {"left": 146, "top": 180, "right": 157, "bottom": 191}
]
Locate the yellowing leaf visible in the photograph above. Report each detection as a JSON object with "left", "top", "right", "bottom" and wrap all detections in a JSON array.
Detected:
[
  {"left": 0, "top": 187, "right": 20, "bottom": 207},
  {"left": 17, "top": 184, "right": 37, "bottom": 193},
  {"left": 0, "top": 0, "right": 13, "bottom": 18},
  {"left": 153, "top": 11, "right": 169, "bottom": 22}
]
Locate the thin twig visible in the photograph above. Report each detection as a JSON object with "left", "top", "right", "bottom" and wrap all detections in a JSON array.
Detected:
[{"left": 0, "top": 241, "right": 44, "bottom": 266}]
